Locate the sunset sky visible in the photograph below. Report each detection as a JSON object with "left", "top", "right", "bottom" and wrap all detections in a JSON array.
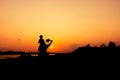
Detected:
[{"left": 0, "top": 0, "right": 120, "bottom": 53}]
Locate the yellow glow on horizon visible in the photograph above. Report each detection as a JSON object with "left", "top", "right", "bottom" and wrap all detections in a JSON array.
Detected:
[{"left": 50, "top": 45, "right": 54, "bottom": 49}]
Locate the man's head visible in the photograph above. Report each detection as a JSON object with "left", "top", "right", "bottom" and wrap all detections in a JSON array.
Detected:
[{"left": 40, "top": 35, "right": 43, "bottom": 39}]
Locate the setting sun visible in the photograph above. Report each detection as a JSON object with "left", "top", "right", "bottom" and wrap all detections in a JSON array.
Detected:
[
  {"left": 50, "top": 45, "right": 54, "bottom": 49},
  {"left": 48, "top": 45, "right": 55, "bottom": 53}
]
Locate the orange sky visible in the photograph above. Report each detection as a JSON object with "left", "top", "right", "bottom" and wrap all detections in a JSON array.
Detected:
[{"left": 0, "top": 0, "right": 120, "bottom": 53}]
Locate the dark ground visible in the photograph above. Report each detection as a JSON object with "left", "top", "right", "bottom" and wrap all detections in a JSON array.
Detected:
[{"left": 0, "top": 47, "right": 119, "bottom": 66}]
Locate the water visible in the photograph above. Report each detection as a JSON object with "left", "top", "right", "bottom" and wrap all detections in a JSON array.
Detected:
[
  {"left": 0, "top": 54, "right": 55, "bottom": 60},
  {"left": 0, "top": 55, "right": 20, "bottom": 59},
  {"left": 0, "top": 54, "right": 38, "bottom": 60}
]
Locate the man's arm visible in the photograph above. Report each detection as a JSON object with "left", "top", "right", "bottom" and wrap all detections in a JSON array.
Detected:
[{"left": 46, "top": 40, "right": 53, "bottom": 48}]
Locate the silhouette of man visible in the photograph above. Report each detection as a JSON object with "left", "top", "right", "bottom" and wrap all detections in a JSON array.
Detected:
[{"left": 38, "top": 35, "right": 53, "bottom": 57}]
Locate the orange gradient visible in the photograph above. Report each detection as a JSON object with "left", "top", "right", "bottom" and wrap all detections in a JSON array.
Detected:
[{"left": 0, "top": 0, "right": 120, "bottom": 53}]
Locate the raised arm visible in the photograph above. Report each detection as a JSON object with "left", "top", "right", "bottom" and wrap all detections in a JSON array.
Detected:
[{"left": 46, "top": 40, "right": 53, "bottom": 48}]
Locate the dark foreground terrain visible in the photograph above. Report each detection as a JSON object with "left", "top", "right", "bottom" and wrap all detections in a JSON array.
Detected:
[{"left": 0, "top": 47, "right": 119, "bottom": 65}]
